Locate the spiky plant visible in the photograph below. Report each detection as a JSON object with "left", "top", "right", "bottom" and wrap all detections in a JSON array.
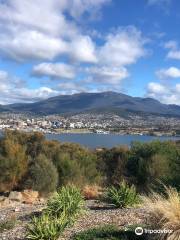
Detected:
[
  {"left": 26, "top": 214, "right": 68, "bottom": 240},
  {"left": 46, "top": 185, "right": 85, "bottom": 224},
  {"left": 105, "top": 181, "right": 139, "bottom": 208}
]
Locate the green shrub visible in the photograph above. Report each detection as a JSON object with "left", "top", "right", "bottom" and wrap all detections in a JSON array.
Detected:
[
  {"left": 26, "top": 214, "right": 68, "bottom": 240},
  {"left": 105, "top": 181, "right": 139, "bottom": 208},
  {"left": 72, "top": 225, "right": 147, "bottom": 240},
  {"left": 53, "top": 143, "right": 101, "bottom": 188},
  {"left": 24, "top": 154, "right": 58, "bottom": 194},
  {"left": 46, "top": 185, "right": 85, "bottom": 224}
]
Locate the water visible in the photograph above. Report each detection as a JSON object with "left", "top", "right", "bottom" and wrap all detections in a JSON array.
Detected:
[{"left": 46, "top": 133, "right": 180, "bottom": 148}]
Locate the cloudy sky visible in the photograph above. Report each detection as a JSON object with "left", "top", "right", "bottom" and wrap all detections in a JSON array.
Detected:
[{"left": 0, "top": 0, "right": 180, "bottom": 105}]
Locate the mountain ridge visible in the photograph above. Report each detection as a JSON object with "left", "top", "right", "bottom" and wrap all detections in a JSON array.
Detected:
[{"left": 0, "top": 91, "right": 180, "bottom": 117}]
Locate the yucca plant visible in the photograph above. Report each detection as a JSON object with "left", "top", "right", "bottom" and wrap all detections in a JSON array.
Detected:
[
  {"left": 105, "top": 181, "right": 139, "bottom": 208},
  {"left": 46, "top": 185, "right": 85, "bottom": 224},
  {"left": 26, "top": 214, "right": 68, "bottom": 240}
]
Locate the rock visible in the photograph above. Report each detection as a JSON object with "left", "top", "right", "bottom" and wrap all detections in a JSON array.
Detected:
[
  {"left": 0, "top": 198, "right": 12, "bottom": 207},
  {"left": 21, "top": 190, "right": 39, "bottom": 204},
  {"left": 9, "top": 191, "right": 23, "bottom": 202},
  {"left": 0, "top": 196, "right": 6, "bottom": 202},
  {"left": 14, "top": 207, "right": 20, "bottom": 212}
]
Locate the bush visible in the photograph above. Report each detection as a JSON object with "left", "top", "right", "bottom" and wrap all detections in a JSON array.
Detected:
[
  {"left": 142, "top": 187, "right": 180, "bottom": 240},
  {"left": 97, "top": 146, "right": 129, "bottom": 186},
  {"left": 72, "top": 225, "right": 147, "bottom": 240},
  {"left": 46, "top": 185, "right": 85, "bottom": 224},
  {"left": 26, "top": 214, "right": 68, "bottom": 240},
  {"left": 27, "top": 186, "right": 85, "bottom": 240},
  {"left": 0, "top": 139, "right": 28, "bottom": 192},
  {"left": 105, "top": 181, "right": 139, "bottom": 208},
  {"left": 127, "top": 141, "right": 180, "bottom": 192},
  {"left": 24, "top": 154, "right": 58, "bottom": 195},
  {"left": 53, "top": 143, "right": 101, "bottom": 187},
  {"left": 82, "top": 185, "right": 101, "bottom": 200}
]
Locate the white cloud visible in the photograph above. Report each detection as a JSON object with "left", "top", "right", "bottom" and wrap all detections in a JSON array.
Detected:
[
  {"left": 33, "top": 63, "right": 76, "bottom": 79},
  {"left": 156, "top": 67, "right": 180, "bottom": 79},
  {"left": 0, "top": 70, "right": 59, "bottom": 104},
  {"left": 69, "top": 35, "right": 97, "bottom": 63},
  {"left": 0, "top": 0, "right": 104, "bottom": 63},
  {"left": 165, "top": 40, "right": 180, "bottom": 60},
  {"left": 66, "top": 0, "right": 111, "bottom": 19},
  {"left": 98, "top": 27, "right": 146, "bottom": 67},
  {"left": 0, "top": 31, "right": 68, "bottom": 61},
  {"left": 147, "top": 82, "right": 180, "bottom": 105},
  {"left": 57, "top": 82, "right": 87, "bottom": 94},
  {"left": 86, "top": 66, "right": 129, "bottom": 85}
]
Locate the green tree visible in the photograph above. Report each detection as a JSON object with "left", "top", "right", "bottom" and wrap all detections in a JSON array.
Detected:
[{"left": 24, "top": 154, "right": 58, "bottom": 194}]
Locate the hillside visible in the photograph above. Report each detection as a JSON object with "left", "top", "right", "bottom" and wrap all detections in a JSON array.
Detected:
[{"left": 1, "top": 91, "right": 180, "bottom": 117}]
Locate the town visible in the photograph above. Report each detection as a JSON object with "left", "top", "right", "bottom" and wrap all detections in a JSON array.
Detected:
[{"left": 0, "top": 112, "right": 179, "bottom": 136}]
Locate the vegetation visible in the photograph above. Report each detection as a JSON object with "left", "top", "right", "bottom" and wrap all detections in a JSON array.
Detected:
[
  {"left": 0, "top": 215, "right": 17, "bottom": 233},
  {"left": 23, "top": 154, "right": 58, "bottom": 195},
  {"left": 72, "top": 225, "right": 147, "bottom": 240},
  {"left": 46, "top": 185, "right": 85, "bottom": 224},
  {"left": 142, "top": 187, "right": 180, "bottom": 240},
  {"left": 0, "top": 130, "right": 180, "bottom": 239},
  {"left": 104, "top": 181, "right": 139, "bottom": 208},
  {"left": 0, "top": 130, "right": 179, "bottom": 196},
  {"left": 27, "top": 214, "right": 68, "bottom": 240},
  {"left": 27, "top": 186, "right": 84, "bottom": 240}
]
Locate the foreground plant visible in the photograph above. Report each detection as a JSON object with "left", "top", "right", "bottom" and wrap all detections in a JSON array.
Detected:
[
  {"left": 46, "top": 185, "right": 85, "bottom": 224},
  {"left": 142, "top": 187, "right": 180, "bottom": 240},
  {"left": 105, "top": 181, "right": 139, "bottom": 208},
  {"left": 73, "top": 225, "right": 147, "bottom": 240},
  {"left": 27, "top": 185, "right": 85, "bottom": 240},
  {"left": 26, "top": 214, "right": 68, "bottom": 240}
]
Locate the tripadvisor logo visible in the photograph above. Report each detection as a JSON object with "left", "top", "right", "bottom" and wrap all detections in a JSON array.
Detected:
[
  {"left": 135, "top": 227, "right": 143, "bottom": 235},
  {"left": 135, "top": 227, "right": 173, "bottom": 235}
]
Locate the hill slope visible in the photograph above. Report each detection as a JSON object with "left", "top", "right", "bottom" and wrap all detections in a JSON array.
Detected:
[{"left": 1, "top": 91, "right": 180, "bottom": 117}]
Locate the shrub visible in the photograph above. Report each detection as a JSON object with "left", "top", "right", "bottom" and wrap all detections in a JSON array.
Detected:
[
  {"left": 105, "top": 181, "right": 139, "bottom": 208},
  {"left": 53, "top": 143, "right": 101, "bottom": 187},
  {"left": 82, "top": 185, "right": 101, "bottom": 200},
  {"left": 0, "top": 139, "right": 28, "bottom": 192},
  {"left": 24, "top": 154, "right": 58, "bottom": 195},
  {"left": 97, "top": 146, "right": 129, "bottom": 186},
  {"left": 72, "top": 225, "right": 147, "bottom": 240},
  {"left": 127, "top": 141, "right": 180, "bottom": 192},
  {"left": 26, "top": 214, "right": 68, "bottom": 240},
  {"left": 27, "top": 186, "right": 84, "bottom": 240},
  {"left": 142, "top": 187, "right": 180, "bottom": 240},
  {"left": 46, "top": 185, "right": 85, "bottom": 224}
]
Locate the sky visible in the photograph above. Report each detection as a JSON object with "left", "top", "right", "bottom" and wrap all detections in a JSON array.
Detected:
[{"left": 0, "top": 0, "right": 180, "bottom": 105}]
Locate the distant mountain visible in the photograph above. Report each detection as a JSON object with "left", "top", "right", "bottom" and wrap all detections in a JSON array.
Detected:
[{"left": 0, "top": 92, "right": 180, "bottom": 117}]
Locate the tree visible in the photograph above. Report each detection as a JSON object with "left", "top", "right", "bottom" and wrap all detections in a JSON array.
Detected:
[{"left": 24, "top": 154, "right": 58, "bottom": 194}]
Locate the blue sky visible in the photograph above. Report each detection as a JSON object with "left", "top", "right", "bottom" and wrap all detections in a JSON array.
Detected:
[{"left": 0, "top": 0, "right": 179, "bottom": 105}]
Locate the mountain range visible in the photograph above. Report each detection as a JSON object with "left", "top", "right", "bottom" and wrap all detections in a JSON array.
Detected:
[{"left": 0, "top": 92, "right": 180, "bottom": 117}]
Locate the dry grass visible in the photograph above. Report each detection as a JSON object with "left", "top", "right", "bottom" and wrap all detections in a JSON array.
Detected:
[
  {"left": 82, "top": 185, "right": 102, "bottom": 200},
  {"left": 142, "top": 187, "right": 180, "bottom": 240}
]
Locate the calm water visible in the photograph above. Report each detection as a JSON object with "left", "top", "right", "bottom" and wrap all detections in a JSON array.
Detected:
[{"left": 46, "top": 133, "right": 180, "bottom": 148}]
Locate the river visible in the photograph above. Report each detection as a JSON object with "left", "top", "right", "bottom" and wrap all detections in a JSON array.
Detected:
[{"left": 46, "top": 133, "right": 180, "bottom": 148}]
